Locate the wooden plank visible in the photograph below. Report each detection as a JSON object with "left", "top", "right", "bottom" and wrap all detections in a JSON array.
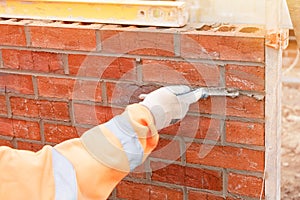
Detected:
[
  {"left": 0, "top": 0, "right": 188, "bottom": 27},
  {"left": 264, "top": 0, "right": 282, "bottom": 199}
]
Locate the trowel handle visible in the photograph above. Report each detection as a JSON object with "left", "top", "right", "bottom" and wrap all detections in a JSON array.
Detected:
[{"left": 139, "top": 87, "right": 239, "bottom": 101}]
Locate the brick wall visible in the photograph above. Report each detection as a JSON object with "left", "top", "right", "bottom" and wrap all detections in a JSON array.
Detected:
[{"left": 0, "top": 19, "right": 266, "bottom": 199}]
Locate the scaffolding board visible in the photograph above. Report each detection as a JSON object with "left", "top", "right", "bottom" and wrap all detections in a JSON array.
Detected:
[{"left": 0, "top": 0, "right": 188, "bottom": 27}]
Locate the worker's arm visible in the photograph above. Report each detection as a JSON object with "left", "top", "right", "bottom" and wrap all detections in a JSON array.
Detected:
[
  {"left": 55, "top": 103, "right": 158, "bottom": 200},
  {"left": 0, "top": 104, "right": 157, "bottom": 200},
  {"left": 0, "top": 85, "right": 201, "bottom": 200}
]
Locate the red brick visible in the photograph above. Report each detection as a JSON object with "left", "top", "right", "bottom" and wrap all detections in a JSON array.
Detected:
[
  {"left": 186, "top": 143, "right": 264, "bottom": 172},
  {"left": 10, "top": 97, "right": 39, "bottom": 118},
  {"left": 228, "top": 173, "right": 264, "bottom": 198},
  {"left": 226, "top": 64, "right": 265, "bottom": 92},
  {"left": 151, "top": 161, "right": 222, "bottom": 191},
  {"left": 191, "top": 96, "right": 225, "bottom": 116},
  {"left": 17, "top": 141, "right": 44, "bottom": 152},
  {"left": 74, "top": 80, "right": 101, "bottom": 102},
  {"left": 188, "top": 190, "right": 225, "bottom": 200},
  {"left": 226, "top": 121, "right": 265, "bottom": 146},
  {"left": 12, "top": 119, "right": 40, "bottom": 141},
  {"left": 75, "top": 126, "right": 90, "bottom": 137},
  {"left": 106, "top": 82, "right": 160, "bottom": 106},
  {"left": 181, "top": 34, "right": 264, "bottom": 62},
  {"left": 73, "top": 103, "right": 123, "bottom": 125},
  {"left": 158, "top": 123, "right": 180, "bottom": 136},
  {"left": 150, "top": 138, "right": 181, "bottom": 161},
  {"left": 0, "top": 118, "right": 13, "bottom": 137},
  {"left": 35, "top": 100, "right": 70, "bottom": 121},
  {"left": 10, "top": 97, "right": 70, "bottom": 121},
  {"left": 194, "top": 117, "right": 221, "bottom": 140},
  {"left": 29, "top": 26, "right": 96, "bottom": 51},
  {"left": 142, "top": 59, "right": 220, "bottom": 87},
  {"left": 0, "top": 74, "right": 34, "bottom": 95},
  {"left": 44, "top": 123, "right": 78, "bottom": 143},
  {"left": 38, "top": 77, "right": 74, "bottom": 99},
  {"left": 0, "top": 24, "right": 26, "bottom": 46},
  {"left": 106, "top": 82, "right": 122, "bottom": 105},
  {"left": 116, "top": 181, "right": 183, "bottom": 200},
  {"left": 2, "top": 49, "right": 64, "bottom": 74},
  {"left": 127, "top": 162, "right": 147, "bottom": 179},
  {"left": 226, "top": 95, "right": 264, "bottom": 119},
  {"left": 0, "top": 95, "right": 7, "bottom": 115},
  {"left": 68, "top": 54, "right": 136, "bottom": 80},
  {"left": 37, "top": 77, "right": 102, "bottom": 102},
  {"left": 0, "top": 139, "right": 13, "bottom": 147},
  {"left": 196, "top": 95, "right": 264, "bottom": 119},
  {"left": 101, "top": 28, "right": 174, "bottom": 56},
  {"left": 226, "top": 197, "right": 243, "bottom": 200},
  {"left": 161, "top": 116, "right": 221, "bottom": 141}
]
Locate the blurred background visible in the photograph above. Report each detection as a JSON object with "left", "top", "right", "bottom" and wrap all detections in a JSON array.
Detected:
[{"left": 281, "top": 31, "right": 300, "bottom": 200}]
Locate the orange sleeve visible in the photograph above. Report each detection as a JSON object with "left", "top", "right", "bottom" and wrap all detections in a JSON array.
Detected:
[
  {"left": 0, "top": 104, "right": 158, "bottom": 200},
  {"left": 55, "top": 103, "right": 158, "bottom": 200},
  {"left": 0, "top": 145, "right": 56, "bottom": 200}
]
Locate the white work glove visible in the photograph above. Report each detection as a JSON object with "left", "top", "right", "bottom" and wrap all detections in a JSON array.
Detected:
[{"left": 140, "top": 85, "right": 206, "bottom": 130}]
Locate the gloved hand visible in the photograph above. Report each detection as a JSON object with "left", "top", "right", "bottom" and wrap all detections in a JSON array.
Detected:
[{"left": 139, "top": 85, "right": 206, "bottom": 130}]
